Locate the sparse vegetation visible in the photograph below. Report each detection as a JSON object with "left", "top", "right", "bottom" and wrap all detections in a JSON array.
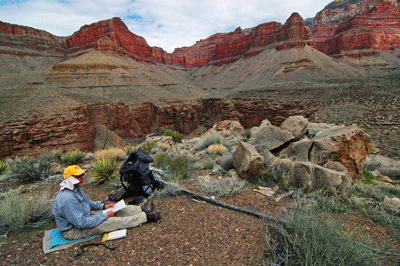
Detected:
[
  {"left": 202, "top": 157, "right": 214, "bottom": 170},
  {"left": 197, "top": 177, "right": 247, "bottom": 197},
  {"left": 164, "top": 129, "right": 183, "bottom": 143},
  {"left": 91, "top": 157, "right": 118, "bottom": 184},
  {"left": 153, "top": 153, "right": 192, "bottom": 181},
  {"left": 197, "top": 133, "right": 229, "bottom": 150},
  {"left": 49, "top": 149, "right": 63, "bottom": 163},
  {"left": 140, "top": 140, "right": 156, "bottom": 155},
  {"left": 0, "top": 189, "right": 53, "bottom": 235},
  {"left": 264, "top": 198, "right": 381, "bottom": 266},
  {"left": 61, "top": 149, "right": 85, "bottom": 165},
  {"left": 7, "top": 155, "right": 53, "bottom": 182},
  {"left": 95, "top": 147, "right": 126, "bottom": 161}
]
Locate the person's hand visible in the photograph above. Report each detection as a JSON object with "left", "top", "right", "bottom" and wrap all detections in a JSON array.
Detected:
[
  {"left": 105, "top": 203, "right": 116, "bottom": 209},
  {"left": 107, "top": 211, "right": 117, "bottom": 218}
]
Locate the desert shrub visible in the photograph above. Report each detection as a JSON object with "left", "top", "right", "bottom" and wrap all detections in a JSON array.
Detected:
[
  {"left": 50, "top": 149, "right": 63, "bottom": 163},
  {"left": 197, "top": 133, "right": 229, "bottom": 151},
  {"left": 153, "top": 153, "right": 192, "bottom": 181},
  {"left": 207, "top": 144, "right": 227, "bottom": 155},
  {"left": 264, "top": 199, "right": 381, "bottom": 266},
  {"left": 0, "top": 161, "right": 9, "bottom": 175},
  {"left": 203, "top": 157, "right": 214, "bottom": 170},
  {"left": 152, "top": 182, "right": 183, "bottom": 199},
  {"left": 216, "top": 152, "right": 234, "bottom": 171},
  {"left": 164, "top": 129, "right": 183, "bottom": 143},
  {"left": 8, "top": 155, "right": 53, "bottom": 182},
  {"left": 62, "top": 149, "right": 85, "bottom": 165},
  {"left": 0, "top": 190, "right": 53, "bottom": 235},
  {"left": 91, "top": 157, "right": 118, "bottom": 184},
  {"left": 95, "top": 147, "right": 126, "bottom": 161},
  {"left": 197, "top": 177, "right": 247, "bottom": 197},
  {"left": 140, "top": 140, "right": 156, "bottom": 155}
]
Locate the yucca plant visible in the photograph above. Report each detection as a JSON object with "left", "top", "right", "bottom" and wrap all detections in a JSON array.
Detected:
[
  {"left": 61, "top": 149, "right": 85, "bottom": 165},
  {"left": 50, "top": 149, "right": 63, "bottom": 163},
  {"left": 91, "top": 157, "right": 118, "bottom": 184},
  {"left": 0, "top": 161, "right": 9, "bottom": 175}
]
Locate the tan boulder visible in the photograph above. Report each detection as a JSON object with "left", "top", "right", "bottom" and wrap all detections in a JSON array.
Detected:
[{"left": 233, "top": 141, "right": 263, "bottom": 179}]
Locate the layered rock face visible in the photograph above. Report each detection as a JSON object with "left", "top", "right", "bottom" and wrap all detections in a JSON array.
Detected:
[
  {"left": 0, "top": 98, "right": 313, "bottom": 159},
  {"left": 308, "top": 0, "right": 384, "bottom": 43},
  {"left": 173, "top": 13, "right": 314, "bottom": 67},
  {"left": 319, "top": 2, "right": 400, "bottom": 56},
  {"left": 0, "top": 13, "right": 313, "bottom": 69},
  {"left": 0, "top": 21, "right": 65, "bottom": 57}
]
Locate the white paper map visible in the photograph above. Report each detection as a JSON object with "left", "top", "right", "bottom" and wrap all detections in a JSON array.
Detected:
[{"left": 103, "top": 199, "right": 126, "bottom": 214}]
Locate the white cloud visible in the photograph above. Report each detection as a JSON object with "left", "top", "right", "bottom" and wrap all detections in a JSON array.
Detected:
[{"left": 0, "top": 0, "right": 333, "bottom": 52}]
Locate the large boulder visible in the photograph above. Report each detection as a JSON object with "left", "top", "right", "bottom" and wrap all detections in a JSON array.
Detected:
[
  {"left": 293, "top": 161, "right": 353, "bottom": 199},
  {"left": 249, "top": 119, "right": 294, "bottom": 153},
  {"left": 233, "top": 141, "right": 263, "bottom": 179},
  {"left": 309, "top": 124, "right": 375, "bottom": 180},
  {"left": 280, "top": 115, "right": 309, "bottom": 139}
]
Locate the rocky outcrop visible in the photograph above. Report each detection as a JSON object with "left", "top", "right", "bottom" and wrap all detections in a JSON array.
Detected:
[{"left": 249, "top": 117, "right": 375, "bottom": 181}]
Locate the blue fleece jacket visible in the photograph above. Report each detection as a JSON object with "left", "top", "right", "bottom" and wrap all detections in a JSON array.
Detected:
[{"left": 52, "top": 187, "right": 108, "bottom": 231}]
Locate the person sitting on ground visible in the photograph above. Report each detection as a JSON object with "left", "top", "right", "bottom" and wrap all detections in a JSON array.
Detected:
[{"left": 52, "top": 165, "right": 161, "bottom": 240}]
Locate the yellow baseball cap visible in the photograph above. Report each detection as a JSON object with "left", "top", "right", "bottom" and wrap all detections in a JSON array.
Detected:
[{"left": 63, "top": 165, "right": 87, "bottom": 180}]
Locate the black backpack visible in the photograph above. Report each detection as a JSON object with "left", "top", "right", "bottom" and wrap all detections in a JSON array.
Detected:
[{"left": 119, "top": 151, "right": 158, "bottom": 199}]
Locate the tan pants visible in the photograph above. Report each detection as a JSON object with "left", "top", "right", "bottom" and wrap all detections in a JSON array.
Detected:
[{"left": 62, "top": 205, "right": 147, "bottom": 240}]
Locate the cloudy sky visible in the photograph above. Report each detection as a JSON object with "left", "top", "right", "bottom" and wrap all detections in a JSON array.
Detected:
[{"left": 0, "top": 0, "right": 333, "bottom": 53}]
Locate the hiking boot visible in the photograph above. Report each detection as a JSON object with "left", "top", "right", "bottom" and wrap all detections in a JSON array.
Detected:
[
  {"left": 141, "top": 199, "right": 154, "bottom": 213},
  {"left": 146, "top": 211, "right": 161, "bottom": 223}
]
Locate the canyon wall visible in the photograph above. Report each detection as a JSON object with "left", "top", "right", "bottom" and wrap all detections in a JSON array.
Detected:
[
  {"left": 318, "top": 2, "right": 400, "bottom": 56},
  {"left": 0, "top": 99, "right": 313, "bottom": 159}
]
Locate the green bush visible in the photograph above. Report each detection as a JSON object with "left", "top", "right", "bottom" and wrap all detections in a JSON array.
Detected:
[
  {"left": 265, "top": 199, "right": 381, "bottom": 265},
  {"left": 153, "top": 153, "right": 191, "bottom": 181},
  {"left": 91, "top": 157, "right": 118, "bottom": 184},
  {"left": 50, "top": 149, "right": 63, "bottom": 163},
  {"left": 164, "top": 129, "right": 183, "bottom": 143},
  {"left": 0, "top": 161, "right": 9, "bottom": 175},
  {"left": 0, "top": 190, "right": 53, "bottom": 235},
  {"left": 8, "top": 155, "right": 53, "bottom": 182},
  {"left": 197, "top": 177, "right": 247, "bottom": 197},
  {"left": 62, "top": 149, "right": 85, "bottom": 165},
  {"left": 140, "top": 140, "right": 156, "bottom": 155}
]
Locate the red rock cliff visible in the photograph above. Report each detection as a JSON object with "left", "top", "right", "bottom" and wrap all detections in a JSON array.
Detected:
[
  {"left": 0, "top": 21, "right": 66, "bottom": 56},
  {"left": 318, "top": 1, "right": 400, "bottom": 56}
]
